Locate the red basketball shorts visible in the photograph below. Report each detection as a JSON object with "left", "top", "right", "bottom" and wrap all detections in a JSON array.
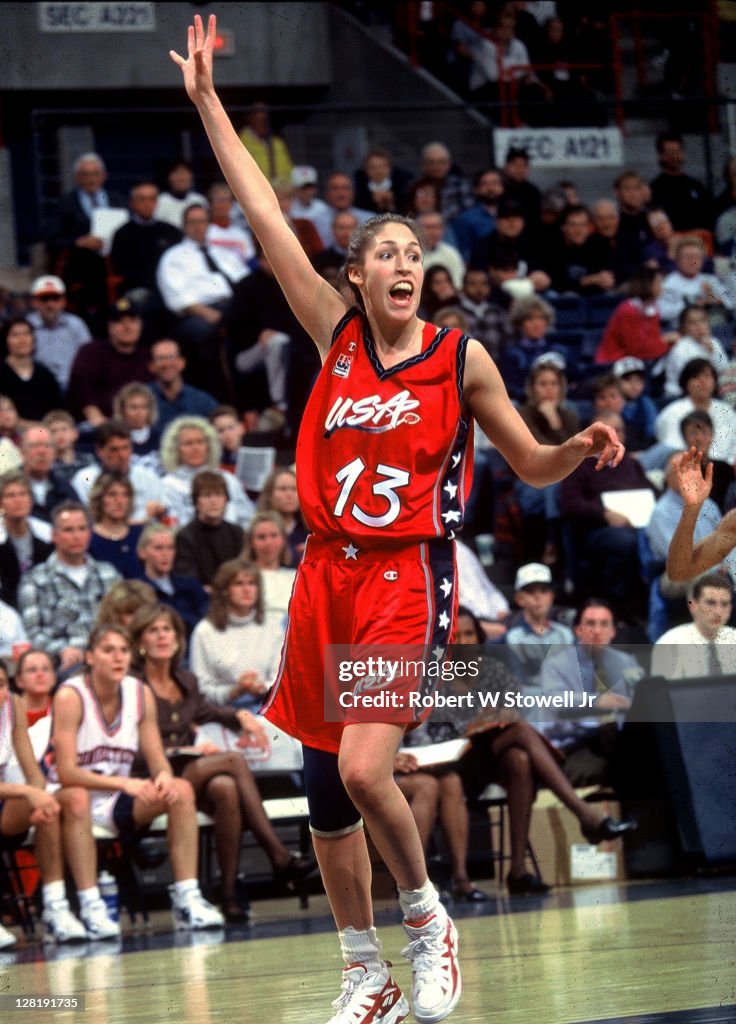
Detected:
[{"left": 261, "top": 535, "right": 458, "bottom": 754}]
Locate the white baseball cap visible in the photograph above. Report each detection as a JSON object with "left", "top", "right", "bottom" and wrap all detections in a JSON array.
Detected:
[
  {"left": 613, "top": 356, "right": 646, "bottom": 378},
  {"left": 514, "top": 562, "right": 553, "bottom": 591},
  {"left": 291, "top": 165, "right": 318, "bottom": 188},
  {"left": 31, "top": 275, "right": 66, "bottom": 297}
]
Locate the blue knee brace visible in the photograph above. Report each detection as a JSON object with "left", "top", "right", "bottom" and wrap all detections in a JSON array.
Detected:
[{"left": 302, "top": 745, "right": 363, "bottom": 837}]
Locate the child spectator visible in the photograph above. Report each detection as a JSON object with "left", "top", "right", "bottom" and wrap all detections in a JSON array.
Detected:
[
  {"left": 658, "top": 237, "right": 733, "bottom": 328},
  {"left": 591, "top": 373, "right": 625, "bottom": 422},
  {"left": 613, "top": 357, "right": 658, "bottom": 453},
  {"left": 42, "top": 409, "right": 96, "bottom": 487},
  {"left": 173, "top": 470, "right": 245, "bottom": 587},
  {"left": 209, "top": 404, "right": 246, "bottom": 474},
  {"left": 505, "top": 563, "right": 574, "bottom": 685}
]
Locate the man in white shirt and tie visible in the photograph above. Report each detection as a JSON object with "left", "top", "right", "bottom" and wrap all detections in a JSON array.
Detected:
[
  {"left": 651, "top": 572, "right": 736, "bottom": 679},
  {"left": 156, "top": 202, "right": 247, "bottom": 383}
]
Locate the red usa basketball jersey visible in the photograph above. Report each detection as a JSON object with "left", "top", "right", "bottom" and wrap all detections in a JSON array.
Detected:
[{"left": 296, "top": 309, "right": 474, "bottom": 547}]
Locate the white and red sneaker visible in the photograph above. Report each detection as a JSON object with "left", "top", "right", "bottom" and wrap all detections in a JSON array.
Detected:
[
  {"left": 402, "top": 906, "right": 461, "bottom": 1023},
  {"left": 327, "top": 962, "right": 409, "bottom": 1024}
]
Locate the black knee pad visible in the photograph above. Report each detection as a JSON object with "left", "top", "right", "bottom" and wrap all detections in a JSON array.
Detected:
[{"left": 302, "top": 745, "right": 363, "bottom": 837}]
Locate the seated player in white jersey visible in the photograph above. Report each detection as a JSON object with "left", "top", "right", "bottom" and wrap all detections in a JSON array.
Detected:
[
  {"left": 0, "top": 658, "right": 91, "bottom": 947},
  {"left": 49, "top": 623, "right": 223, "bottom": 932}
]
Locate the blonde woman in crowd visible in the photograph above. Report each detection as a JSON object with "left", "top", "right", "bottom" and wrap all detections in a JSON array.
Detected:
[{"left": 159, "top": 415, "right": 255, "bottom": 527}]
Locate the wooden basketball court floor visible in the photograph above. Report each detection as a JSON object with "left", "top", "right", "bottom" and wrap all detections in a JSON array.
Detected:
[{"left": 1, "top": 876, "right": 734, "bottom": 1024}]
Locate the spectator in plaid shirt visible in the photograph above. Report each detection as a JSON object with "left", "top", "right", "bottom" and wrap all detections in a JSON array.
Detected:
[{"left": 18, "top": 502, "right": 120, "bottom": 674}]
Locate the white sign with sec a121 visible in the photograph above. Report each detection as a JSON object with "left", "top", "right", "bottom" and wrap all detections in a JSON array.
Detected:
[{"left": 495, "top": 127, "right": 624, "bottom": 168}]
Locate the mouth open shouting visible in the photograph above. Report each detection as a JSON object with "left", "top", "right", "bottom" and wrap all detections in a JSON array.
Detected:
[{"left": 389, "top": 280, "right": 414, "bottom": 307}]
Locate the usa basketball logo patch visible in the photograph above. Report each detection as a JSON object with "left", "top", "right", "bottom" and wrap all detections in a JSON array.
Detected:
[{"left": 333, "top": 354, "right": 353, "bottom": 379}]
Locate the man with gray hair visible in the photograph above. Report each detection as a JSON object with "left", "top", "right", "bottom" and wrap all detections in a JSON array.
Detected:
[
  {"left": 310, "top": 173, "right": 372, "bottom": 247},
  {"left": 589, "top": 198, "right": 635, "bottom": 286},
  {"left": 137, "top": 522, "right": 208, "bottom": 635},
  {"left": 48, "top": 152, "right": 126, "bottom": 327},
  {"left": 419, "top": 142, "right": 473, "bottom": 220}
]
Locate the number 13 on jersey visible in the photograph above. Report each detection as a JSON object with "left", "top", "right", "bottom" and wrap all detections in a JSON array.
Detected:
[{"left": 333, "top": 457, "right": 410, "bottom": 529}]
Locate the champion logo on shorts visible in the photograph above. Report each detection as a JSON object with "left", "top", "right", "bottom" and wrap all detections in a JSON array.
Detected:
[
  {"left": 384, "top": 570, "right": 399, "bottom": 581},
  {"left": 332, "top": 353, "right": 353, "bottom": 379}
]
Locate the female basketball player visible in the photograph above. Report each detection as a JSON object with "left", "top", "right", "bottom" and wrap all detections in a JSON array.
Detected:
[{"left": 171, "top": 17, "right": 623, "bottom": 1024}]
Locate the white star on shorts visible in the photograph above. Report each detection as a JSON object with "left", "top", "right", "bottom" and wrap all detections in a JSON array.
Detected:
[
  {"left": 442, "top": 510, "right": 461, "bottom": 524},
  {"left": 439, "top": 578, "right": 453, "bottom": 598},
  {"left": 438, "top": 610, "right": 450, "bottom": 630},
  {"left": 342, "top": 542, "right": 359, "bottom": 560},
  {"left": 444, "top": 481, "right": 458, "bottom": 499}
]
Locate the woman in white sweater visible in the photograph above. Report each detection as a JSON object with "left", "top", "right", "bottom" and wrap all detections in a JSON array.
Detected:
[{"left": 190, "top": 558, "right": 284, "bottom": 710}]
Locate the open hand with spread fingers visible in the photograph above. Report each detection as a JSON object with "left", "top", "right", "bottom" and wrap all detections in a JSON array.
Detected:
[
  {"left": 169, "top": 12, "right": 217, "bottom": 106},
  {"left": 672, "top": 446, "right": 713, "bottom": 507}
]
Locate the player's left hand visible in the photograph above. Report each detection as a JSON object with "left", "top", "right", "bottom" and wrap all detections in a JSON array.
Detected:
[{"left": 567, "top": 421, "right": 625, "bottom": 471}]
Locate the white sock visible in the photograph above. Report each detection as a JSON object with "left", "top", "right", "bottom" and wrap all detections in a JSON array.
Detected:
[
  {"left": 398, "top": 879, "right": 440, "bottom": 922},
  {"left": 78, "top": 886, "right": 100, "bottom": 909},
  {"left": 339, "top": 926, "right": 382, "bottom": 970},
  {"left": 42, "top": 880, "right": 66, "bottom": 908},
  {"left": 172, "top": 879, "right": 198, "bottom": 902}
]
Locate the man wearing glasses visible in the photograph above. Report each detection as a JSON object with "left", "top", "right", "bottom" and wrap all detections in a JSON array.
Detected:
[{"left": 27, "top": 276, "right": 91, "bottom": 394}]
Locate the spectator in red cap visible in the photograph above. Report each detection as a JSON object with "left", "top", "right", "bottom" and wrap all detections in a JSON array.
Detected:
[{"left": 27, "top": 276, "right": 91, "bottom": 394}]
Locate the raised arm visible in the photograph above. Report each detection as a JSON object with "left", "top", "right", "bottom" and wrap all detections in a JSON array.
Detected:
[
  {"left": 666, "top": 448, "right": 736, "bottom": 580},
  {"left": 464, "top": 341, "right": 623, "bottom": 485},
  {"left": 170, "top": 14, "right": 346, "bottom": 358}
]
